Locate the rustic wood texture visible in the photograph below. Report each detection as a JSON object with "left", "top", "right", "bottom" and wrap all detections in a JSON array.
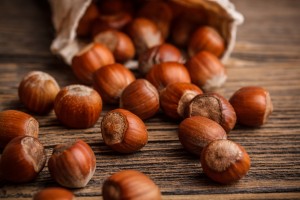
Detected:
[{"left": 0, "top": 0, "right": 300, "bottom": 199}]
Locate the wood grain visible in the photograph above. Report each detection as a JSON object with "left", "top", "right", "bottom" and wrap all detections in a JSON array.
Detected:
[{"left": 0, "top": 0, "right": 300, "bottom": 199}]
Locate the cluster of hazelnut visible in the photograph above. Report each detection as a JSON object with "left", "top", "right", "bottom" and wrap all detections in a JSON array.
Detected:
[{"left": 0, "top": 0, "right": 274, "bottom": 199}]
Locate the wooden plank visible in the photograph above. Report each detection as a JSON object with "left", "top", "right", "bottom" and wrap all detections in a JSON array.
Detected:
[{"left": 0, "top": 0, "right": 300, "bottom": 199}]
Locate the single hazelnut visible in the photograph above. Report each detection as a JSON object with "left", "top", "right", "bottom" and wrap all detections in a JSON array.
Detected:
[
  {"left": 201, "top": 139, "right": 251, "bottom": 184},
  {"left": 101, "top": 108, "right": 148, "bottom": 153},
  {"left": 76, "top": 2, "right": 99, "bottom": 37},
  {"left": 137, "top": 1, "right": 173, "bottom": 39},
  {"left": 138, "top": 43, "right": 184, "bottom": 75},
  {"left": 188, "top": 26, "right": 225, "bottom": 58},
  {"left": 186, "top": 51, "right": 227, "bottom": 92},
  {"left": 102, "top": 170, "right": 161, "bottom": 200},
  {"left": 160, "top": 82, "right": 203, "bottom": 120},
  {"left": 185, "top": 93, "right": 236, "bottom": 133},
  {"left": 33, "top": 187, "right": 75, "bottom": 200},
  {"left": 54, "top": 85, "right": 102, "bottom": 129},
  {"left": 120, "top": 79, "right": 159, "bottom": 120},
  {"left": 94, "top": 30, "right": 135, "bottom": 62},
  {"left": 71, "top": 43, "right": 115, "bottom": 84},
  {"left": 93, "top": 63, "right": 135, "bottom": 104},
  {"left": 0, "top": 110, "right": 39, "bottom": 148},
  {"left": 229, "top": 86, "right": 273, "bottom": 127},
  {"left": 18, "top": 71, "right": 60, "bottom": 114},
  {"left": 127, "top": 18, "right": 164, "bottom": 55},
  {"left": 0, "top": 136, "right": 46, "bottom": 183},
  {"left": 92, "top": 12, "right": 132, "bottom": 36},
  {"left": 146, "top": 62, "right": 191, "bottom": 92},
  {"left": 48, "top": 139, "right": 96, "bottom": 188},
  {"left": 178, "top": 116, "right": 227, "bottom": 156}
]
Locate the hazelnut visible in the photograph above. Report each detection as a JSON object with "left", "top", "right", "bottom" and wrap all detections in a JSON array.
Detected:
[
  {"left": 93, "top": 63, "right": 135, "bottom": 104},
  {"left": 146, "top": 62, "right": 191, "bottom": 92},
  {"left": 178, "top": 116, "right": 227, "bottom": 155},
  {"left": 101, "top": 108, "right": 148, "bottom": 153},
  {"left": 18, "top": 71, "right": 60, "bottom": 114},
  {"left": 76, "top": 2, "right": 99, "bottom": 37},
  {"left": 127, "top": 18, "right": 164, "bottom": 55},
  {"left": 98, "top": 0, "right": 127, "bottom": 15},
  {"left": 186, "top": 51, "right": 227, "bottom": 92},
  {"left": 54, "top": 85, "right": 102, "bottom": 129},
  {"left": 92, "top": 12, "right": 133, "bottom": 36},
  {"left": 33, "top": 187, "right": 75, "bottom": 200},
  {"left": 138, "top": 43, "right": 184, "bottom": 75},
  {"left": 201, "top": 139, "right": 251, "bottom": 184},
  {"left": 120, "top": 79, "right": 159, "bottom": 120},
  {"left": 48, "top": 139, "right": 96, "bottom": 188},
  {"left": 71, "top": 43, "right": 115, "bottom": 84},
  {"left": 186, "top": 93, "right": 236, "bottom": 133},
  {"left": 229, "top": 86, "right": 273, "bottom": 127},
  {"left": 94, "top": 30, "right": 135, "bottom": 62},
  {"left": 160, "top": 82, "right": 203, "bottom": 120},
  {"left": 188, "top": 26, "right": 225, "bottom": 58},
  {"left": 102, "top": 170, "right": 161, "bottom": 200},
  {"left": 0, "top": 110, "right": 39, "bottom": 148},
  {"left": 138, "top": 1, "right": 173, "bottom": 39},
  {"left": 0, "top": 136, "right": 46, "bottom": 183}
]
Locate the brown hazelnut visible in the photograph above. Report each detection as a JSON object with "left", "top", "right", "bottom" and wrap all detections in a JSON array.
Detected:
[
  {"left": 94, "top": 30, "right": 135, "bottom": 62},
  {"left": 102, "top": 170, "right": 161, "bottom": 200},
  {"left": 98, "top": 0, "right": 127, "bottom": 15},
  {"left": 33, "top": 187, "right": 75, "bottom": 200},
  {"left": 188, "top": 26, "right": 225, "bottom": 58},
  {"left": 120, "top": 79, "right": 159, "bottom": 120},
  {"left": 178, "top": 116, "right": 227, "bottom": 155},
  {"left": 186, "top": 93, "right": 236, "bottom": 133},
  {"left": 186, "top": 51, "right": 227, "bottom": 92},
  {"left": 0, "top": 136, "right": 46, "bottom": 183},
  {"left": 160, "top": 82, "right": 203, "bottom": 120},
  {"left": 0, "top": 110, "right": 39, "bottom": 148},
  {"left": 92, "top": 12, "right": 132, "bottom": 36},
  {"left": 101, "top": 108, "right": 148, "bottom": 153},
  {"left": 71, "top": 43, "right": 115, "bottom": 84},
  {"left": 76, "top": 2, "right": 99, "bottom": 37},
  {"left": 93, "top": 63, "right": 135, "bottom": 104},
  {"left": 229, "top": 86, "right": 273, "bottom": 127},
  {"left": 138, "top": 43, "right": 184, "bottom": 75},
  {"left": 127, "top": 18, "right": 164, "bottom": 55},
  {"left": 146, "top": 62, "right": 191, "bottom": 92},
  {"left": 18, "top": 71, "right": 60, "bottom": 114},
  {"left": 54, "top": 85, "right": 102, "bottom": 129},
  {"left": 48, "top": 139, "right": 96, "bottom": 188},
  {"left": 138, "top": 1, "right": 173, "bottom": 39},
  {"left": 201, "top": 139, "right": 251, "bottom": 184}
]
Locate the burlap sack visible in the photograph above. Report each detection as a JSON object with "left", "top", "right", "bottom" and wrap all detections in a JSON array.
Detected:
[{"left": 49, "top": 0, "right": 244, "bottom": 66}]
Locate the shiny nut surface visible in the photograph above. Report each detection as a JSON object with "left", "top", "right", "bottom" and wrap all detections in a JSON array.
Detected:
[
  {"left": 120, "top": 79, "right": 159, "bottom": 120},
  {"left": 201, "top": 139, "right": 251, "bottom": 184},
  {"left": 146, "top": 61, "right": 191, "bottom": 92},
  {"left": 102, "top": 170, "right": 161, "bottom": 200},
  {"left": 76, "top": 2, "right": 99, "bottom": 37},
  {"left": 160, "top": 82, "right": 203, "bottom": 120},
  {"left": 54, "top": 84, "right": 102, "bottom": 129},
  {"left": 0, "top": 110, "right": 39, "bottom": 148},
  {"left": 101, "top": 108, "right": 148, "bottom": 153},
  {"left": 48, "top": 139, "right": 96, "bottom": 188},
  {"left": 0, "top": 136, "right": 46, "bottom": 183},
  {"left": 18, "top": 71, "right": 60, "bottom": 114},
  {"left": 33, "top": 187, "right": 75, "bottom": 200},
  {"left": 178, "top": 116, "right": 227, "bottom": 155},
  {"left": 229, "top": 86, "right": 273, "bottom": 127}
]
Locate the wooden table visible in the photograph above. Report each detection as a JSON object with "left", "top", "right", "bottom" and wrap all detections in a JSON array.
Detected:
[{"left": 1, "top": 0, "right": 300, "bottom": 199}]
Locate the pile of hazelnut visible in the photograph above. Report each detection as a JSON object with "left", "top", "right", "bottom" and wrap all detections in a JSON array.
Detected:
[{"left": 0, "top": 0, "right": 274, "bottom": 199}]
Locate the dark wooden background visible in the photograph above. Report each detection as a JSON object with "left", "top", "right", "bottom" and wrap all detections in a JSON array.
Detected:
[{"left": 0, "top": 0, "right": 300, "bottom": 199}]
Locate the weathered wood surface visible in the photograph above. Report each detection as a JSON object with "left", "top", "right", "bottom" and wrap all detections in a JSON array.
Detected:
[{"left": 0, "top": 0, "right": 300, "bottom": 199}]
